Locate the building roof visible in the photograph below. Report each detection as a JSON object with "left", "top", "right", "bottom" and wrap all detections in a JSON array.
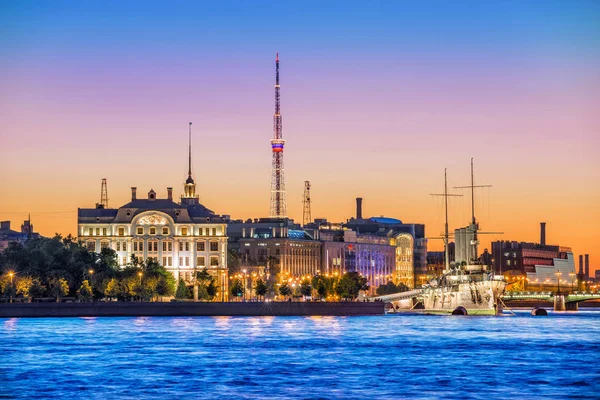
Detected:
[{"left": 370, "top": 217, "right": 403, "bottom": 224}]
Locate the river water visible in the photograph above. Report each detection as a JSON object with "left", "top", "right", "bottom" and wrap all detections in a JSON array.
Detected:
[{"left": 1, "top": 310, "right": 599, "bottom": 399}]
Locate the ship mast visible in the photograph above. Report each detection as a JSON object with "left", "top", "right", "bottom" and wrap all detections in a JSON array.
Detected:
[{"left": 431, "top": 169, "right": 462, "bottom": 272}]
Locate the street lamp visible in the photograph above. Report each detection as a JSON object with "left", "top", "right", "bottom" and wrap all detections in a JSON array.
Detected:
[
  {"left": 138, "top": 272, "right": 143, "bottom": 302},
  {"left": 8, "top": 272, "right": 14, "bottom": 304},
  {"left": 569, "top": 271, "right": 575, "bottom": 292},
  {"left": 555, "top": 270, "right": 562, "bottom": 294}
]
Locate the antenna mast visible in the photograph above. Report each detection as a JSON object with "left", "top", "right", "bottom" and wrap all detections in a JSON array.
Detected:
[
  {"left": 431, "top": 169, "right": 462, "bottom": 271},
  {"left": 269, "top": 52, "right": 287, "bottom": 218},
  {"left": 96, "top": 178, "right": 109, "bottom": 209},
  {"left": 302, "top": 181, "right": 312, "bottom": 226}
]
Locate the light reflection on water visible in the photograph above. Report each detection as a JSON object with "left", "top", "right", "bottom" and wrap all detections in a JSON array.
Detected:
[{"left": 0, "top": 310, "right": 599, "bottom": 399}]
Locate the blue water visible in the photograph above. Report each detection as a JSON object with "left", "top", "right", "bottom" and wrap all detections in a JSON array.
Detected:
[{"left": 1, "top": 310, "right": 599, "bottom": 399}]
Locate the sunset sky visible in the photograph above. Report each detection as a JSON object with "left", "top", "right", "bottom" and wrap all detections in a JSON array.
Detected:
[{"left": 1, "top": 1, "right": 599, "bottom": 272}]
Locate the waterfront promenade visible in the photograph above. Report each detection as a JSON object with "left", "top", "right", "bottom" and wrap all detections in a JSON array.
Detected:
[{"left": 0, "top": 301, "right": 384, "bottom": 318}]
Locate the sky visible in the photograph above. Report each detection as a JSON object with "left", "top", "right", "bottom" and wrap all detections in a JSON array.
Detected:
[{"left": 1, "top": 1, "right": 599, "bottom": 272}]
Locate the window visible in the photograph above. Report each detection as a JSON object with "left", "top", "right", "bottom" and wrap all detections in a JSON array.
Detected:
[
  {"left": 122, "top": 242, "right": 127, "bottom": 252},
  {"left": 210, "top": 242, "right": 218, "bottom": 252},
  {"left": 212, "top": 228, "right": 217, "bottom": 236},
  {"left": 116, "top": 242, "right": 121, "bottom": 251},
  {"left": 86, "top": 241, "right": 95, "bottom": 251},
  {"left": 182, "top": 227, "right": 188, "bottom": 236},
  {"left": 149, "top": 227, "right": 156, "bottom": 235},
  {"left": 210, "top": 256, "right": 219, "bottom": 266},
  {"left": 96, "top": 228, "right": 100, "bottom": 235},
  {"left": 179, "top": 242, "right": 183, "bottom": 251},
  {"left": 149, "top": 241, "right": 158, "bottom": 252},
  {"left": 276, "top": 249, "right": 280, "bottom": 256},
  {"left": 198, "top": 228, "right": 204, "bottom": 236},
  {"left": 197, "top": 242, "right": 205, "bottom": 252},
  {"left": 137, "top": 227, "right": 144, "bottom": 235},
  {"left": 185, "top": 242, "right": 190, "bottom": 252},
  {"left": 168, "top": 257, "right": 172, "bottom": 266},
  {"left": 185, "top": 257, "right": 189, "bottom": 266},
  {"left": 102, "top": 228, "right": 107, "bottom": 236},
  {"left": 162, "top": 227, "right": 169, "bottom": 235},
  {"left": 197, "top": 256, "right": 205, "bottom": 266},
  {"left": 118, "top": 227, "right": 125, "bottom": 236},
  {"left": 179, "top": 257, "right": 183, "bottom": 266},
  {"left": 101, "top": 242, "right": 109, "bottom": 250},
  {"left": 162, "top": 257, "right": 167, "bottom": 266},
  {"left": 122, "top": 257, "right": 127, "bottom": 265}
]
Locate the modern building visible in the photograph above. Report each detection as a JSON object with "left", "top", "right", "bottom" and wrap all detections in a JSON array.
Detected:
[
  {"left": 0, "top": 218, "right": 41, "bottom": 251},
  {"left": 491, "top": 225, "right": 575, "bottom": 285},
  {"left": 77, "top": 125, "right": 229, "bottom": 297}
]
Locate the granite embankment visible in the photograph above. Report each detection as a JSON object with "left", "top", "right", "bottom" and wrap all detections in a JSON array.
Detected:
[{"left": 0, "top": 301, "right": 384, "bottom": 318}]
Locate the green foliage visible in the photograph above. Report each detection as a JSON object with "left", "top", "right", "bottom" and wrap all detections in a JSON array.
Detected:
[
  {"left": 206, "top": 279, "right": 218, "bottom": 299},
  {"left": 279, "top": 282, "right": 292, "bottom": 298},
  {"left": 376, "top": 281, "right": 410, "bottom": 296},
  {"left": 227, "top": 249, "right": 241, "bottom": 275},
  {"left": 230, "top": 279, "right": 244, "bottom": 299},
  {"left": 105, "top": 278, "right": 121, "bottom": 300},
  {"left": 49, "top": 277, "right": 69, "bottom": 302},
  {"left": 156, "top": 276, "right": 176, "bottom": 299},
  {"left": 316, "top": 280, "right": 327, "bottom": 299},
  {"left": 300, "top": 279, "right": 312, "bottom": 297},
  {"left": 335, "top": 272, "right": 369, "bottom": 300},
  {"left": 254, "top": 279, "right": 267, "bottom": 299},
  {"left": 77, "top": 280, "right": 93, "bottom": 302},
  {"left": 175, "top": 278, "right": 189, "bottom": 299}
]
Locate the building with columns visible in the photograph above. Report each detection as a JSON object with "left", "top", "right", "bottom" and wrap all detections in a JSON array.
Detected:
[{"left": 77, "top": 125, "right": 229, "bottom": 297}]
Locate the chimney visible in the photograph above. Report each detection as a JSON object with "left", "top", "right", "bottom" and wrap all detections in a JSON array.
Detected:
[
  {"left": 585, "top": 254, "right": 590, "bottom": 280},
  {"left": 356, "top": 197, "right": 363, "bottom": 220},
  {"left": 131, "top": 187, "right": 137, "bottom": 200},
  {"left": 167, "top": 187, "right": 173, "bottom": 201},
  {"left": 579, "top": 255, "right": 584, "bottom": 275},
  {"left": 540, "top": 222, "right": 546, "bottom": 245}
]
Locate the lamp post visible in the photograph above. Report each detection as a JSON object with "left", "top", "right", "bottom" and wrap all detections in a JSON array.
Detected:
[
  {"left": 138, "top": 272, "right": 143, "bottom": 302},
  {"left": 8, "top": 272, "right": 14, "bottom": 304},
  {"left": 569, "top": 271, "right": 575, "bottom": 292},
  {"left": 555, "top": 270, "right": 562, "bottom": 294},
  {"left": 242, "top": 269, "right": 247, "bottom": 301}
]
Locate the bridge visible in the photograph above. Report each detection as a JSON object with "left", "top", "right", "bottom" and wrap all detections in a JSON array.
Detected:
[{"left": 502, "top": 292, "right": 600, "bottom": 311}]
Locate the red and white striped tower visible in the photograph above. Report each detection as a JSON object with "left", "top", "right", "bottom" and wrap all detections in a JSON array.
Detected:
[{"left": 269, "top": 53, "right": 287, "bottom": 218}]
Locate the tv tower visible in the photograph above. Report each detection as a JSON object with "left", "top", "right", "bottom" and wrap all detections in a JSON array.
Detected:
[
  {"left": 269, "top": 52, "right": 287, "bottom": 218},
  {"left": 302, "top": 181, "right": 311, "bottom": 226}
]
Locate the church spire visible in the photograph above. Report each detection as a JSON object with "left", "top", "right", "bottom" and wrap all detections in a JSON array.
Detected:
[{"left": 182, "top": 122, "right": 198, "bottom": 205}]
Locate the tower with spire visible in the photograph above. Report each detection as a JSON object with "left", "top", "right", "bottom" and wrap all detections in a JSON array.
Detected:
[
  {"left": 269, "top": 53, "right": 287, "bottom": 219},
  {"left": 181, "top": 122, "right": 199, "bottom": 205}
]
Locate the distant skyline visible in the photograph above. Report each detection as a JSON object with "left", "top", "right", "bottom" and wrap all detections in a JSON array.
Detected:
[{"left": 1, "top": 1, "right": 599, "bottom": 272}]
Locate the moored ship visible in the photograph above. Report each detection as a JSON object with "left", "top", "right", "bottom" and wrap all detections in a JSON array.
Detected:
[{"left": 423, "top": 159, "right": 506, "bottom": 315}]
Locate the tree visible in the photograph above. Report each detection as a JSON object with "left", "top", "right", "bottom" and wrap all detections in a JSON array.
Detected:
[
  {"left": 77, "top": 280, "right": 93, "bottom": 302},
  {"left": 227, "top": 249, "right": 241, "bottom": 275},
  {"left": 254, "top": 279, "right": 267, "bottom": 300},
  {"left": 175, "top": 278, "right": 189, "bottom": 300},
  {"left": 156, "top": 276, "right": 176, "bottom": 300},
  {"left": 206, "top": 279, "right": 218, "bottom": 300},
  {"left": 316, "top": 279, "right": 327, "bottom": 300},
  {"left": 230, "top": 279, "right": 244, "bottom": 300},
  {"left": 105, "top": 278, "right": 120, "bottom": 300},
  {"left": 15, "top": 276, "right": 33, "bottom": 299},
  {"left": 279, "top": 283, "right": 292, "bottom": 299},
  {"left": 49, "top": 278, "right": 69, "bottom": 302},
  {"left": 29, "top": 278, "right": 45, "bottom": 299},
  {"left": 300, "top": 279, "right": 312, "bottom": 298},
  {"left": 335, "top": 272, "right": 369, "bottom": 301}
]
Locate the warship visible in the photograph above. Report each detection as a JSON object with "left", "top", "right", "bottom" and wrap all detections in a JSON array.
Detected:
[{"left": 422, "top": 159, "right": 506, "bottom": 315}]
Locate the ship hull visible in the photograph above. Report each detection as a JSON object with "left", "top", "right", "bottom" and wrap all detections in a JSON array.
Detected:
[{"left": 422, "top": 279, "right": 506, "bottom": 316}]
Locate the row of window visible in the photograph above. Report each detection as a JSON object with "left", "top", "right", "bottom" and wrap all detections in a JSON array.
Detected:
[
  {"left": 89, "top": 240, "right": 220, "bottom": 253},
  {"left": 87, "top": 226, "right": 223, "bottom": 237}
]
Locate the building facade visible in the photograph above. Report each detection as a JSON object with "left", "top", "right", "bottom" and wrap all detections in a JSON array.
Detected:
[
  {"left": 77, "top": 137, "right": 229, "bottom": 298},
  {"left": 0, "top": 219, "right": 41, "bottom": 251}
]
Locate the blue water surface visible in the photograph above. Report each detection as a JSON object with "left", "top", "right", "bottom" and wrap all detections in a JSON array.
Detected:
[{"left": 0, "top": 310, "right": 599, "bottom": 399}]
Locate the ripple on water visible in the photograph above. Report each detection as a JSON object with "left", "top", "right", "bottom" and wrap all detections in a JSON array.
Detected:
[{"left": 0, "top": 311, "right": 599, "bottom": 399}]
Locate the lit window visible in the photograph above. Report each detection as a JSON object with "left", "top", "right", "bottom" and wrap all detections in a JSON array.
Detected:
[
  {"left": 199, "top": 228, "right": 204, "bottom": 236},
  {"left": 210, "top": 242, "right": 218, "bottom": 252},
  {"left": 116, "top": 242, "right": 121, "bottom": 251},
  {"left": 168, "top": 257, "right": 172, "bottom": 266},
  {"left": 182, "top": 227, "right": 188, "bottom": 236},
  {"left": 197, "top": 242, "right": 205, "bottom": 252},
  {"left": 137, "top": 227, "right": 144, "bottom": 235},
  {"left": 185, "top": 257, "right": 189, "bottom": 266},
  {"left": 185, "top": 242, "right": 190, "bottom": 252},
  {"left": 122, "top": 257, "right": 127, "bottom": 265},
  {"left": 179, "top": 257, "right": 183, "bottom": 266},
  {"left": 88, "top": 228, "right": 94, "bottom": 235},
  {"left": 162, "top": 227, "right": 169, "bottom": 235},
  {"left": 210, "top": 256, "right": 219, "bottom": 266},
  {"left": 102, "top": 228, "right": 107, "bottom": 236},
  {"left": 96, "top": 228, "right": 100, "bottom": 235},
  {"left": 150, "top": 227, "right": 156, "bottom": 235},
  {"left": 179, "top": 242, "right": 183, "bottom": 251},
  {"left": 118, "top": 227, "right": 125, "bottom": 236},
  {"left": 212, "top": 228, "right": 217, "bottom": 236},
  {"left": 197, "top": 256, "right": 205, "bottom": 266},
  {"left": 123, "top": 242, "right": 127, "bottom": 252}
]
